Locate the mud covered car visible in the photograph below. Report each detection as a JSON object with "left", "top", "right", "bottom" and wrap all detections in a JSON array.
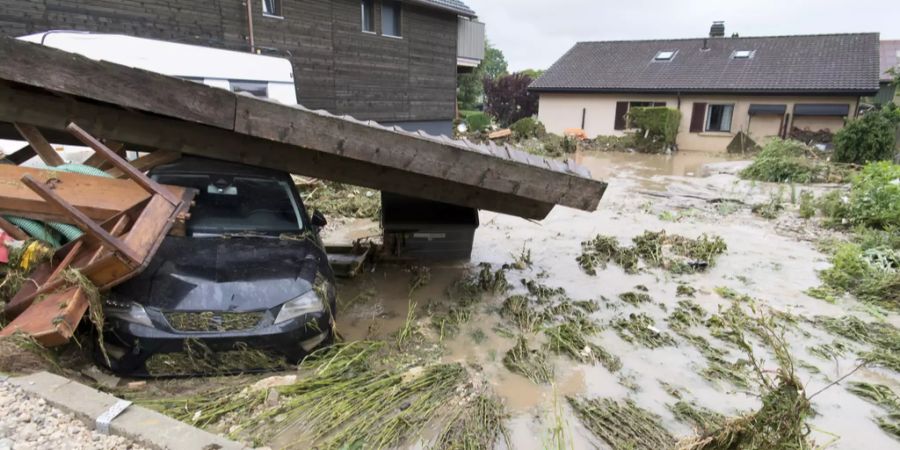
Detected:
[{"left": 99, "top": 157, "right": 336, "bottom": 376}]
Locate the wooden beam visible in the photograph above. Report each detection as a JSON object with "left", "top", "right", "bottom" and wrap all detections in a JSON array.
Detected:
[
  {"left": 65, "top": 122, "right": 181, "bottom": 205},
  {"left": 13, "top": 123, "right": 65, "bottom": 166},
  {"left": 106, "top": 150, "right": 181, "bottom": 178},
  {"left": 0, "top": 164, "right": 185, "bottom": 223},
  {"left": 0, "top": 215, "right": 28, "bottom": 240},
  {"left": 20, "top": 174, "right": 142, "bottom": 265},
  {"left": 3, "top": 144, "right": 36, "bottom": 165},
  {"left": 83, "top": 140, "right": 125, "bottom": 169}
]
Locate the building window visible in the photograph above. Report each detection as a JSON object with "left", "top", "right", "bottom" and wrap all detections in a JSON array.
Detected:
[
  {"left": 382, "top": 0, "right": 402, "bottom": 37},
  {"left": 732, "top": 50, "right": 754, "bottom": 59},
  {"left": 230, "top": 81, "right": 269, "bottom": 98},
  {"left": 654, "top": 50, "right": 676, "bottom": 61},
  {"left": 361, "top": 0, "right": 375, "bottom": 33},
  {"left": 706, "top": 104, "right": 734, "bottom": 132},
  {"left": 262, "top": 0, "right": 282, "bottom": 17}
]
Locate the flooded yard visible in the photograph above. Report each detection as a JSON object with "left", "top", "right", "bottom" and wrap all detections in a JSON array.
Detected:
[{"left": 110, "top": 149, "right": 898, "bottom": 449}]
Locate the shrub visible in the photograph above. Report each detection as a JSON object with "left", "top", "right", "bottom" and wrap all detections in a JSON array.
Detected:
[
  {"left": 465, "top": 112, "right": 492, "bottom": 133},
  {"left": 815, "top": 242, "right": 900, "bottom": 309},
  {"left": 844, "top": 162, "right": 900, "bottom": 229},
  {"left": 833, "top": 106, "right": 900, "bottom": 164},
  {"left": 483, "top": 73, "right": 538, "bottom": 126},
  {"left": 740, "top": 139, "right": 821, "bottom": 183},
  {"left": 510, "top": 117, "right": 546, "bottom": 139},
  {"left": 626, "top": 107, "right": 682, "bottom": 151}
]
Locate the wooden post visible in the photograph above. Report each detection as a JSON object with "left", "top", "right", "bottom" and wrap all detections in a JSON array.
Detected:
[
  {"left": 13, "top": 123, "right": 65, "bottom": 166},
  {"left": 3, "top": 144, "right": 36, "bottom": 165},
  {"left": 20, "top": 174, "right": 142, "bottom": 266},
  {"left": 65, "top": 122, "right": 181, "bottom": 206}
]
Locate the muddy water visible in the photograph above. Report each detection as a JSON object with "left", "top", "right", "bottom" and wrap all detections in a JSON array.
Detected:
[{"left": 328, "top": 149, "right": 897, "bottom": 449}]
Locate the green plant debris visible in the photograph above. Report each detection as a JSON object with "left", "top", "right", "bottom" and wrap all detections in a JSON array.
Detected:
[
  {"left": 500, "top": 295, "right": 544, "bottom": 333},
  {"left": 503, "top": 337, "right": 553, "bottom": 383},
  {"left": 845, "top": 382, "right": 900, "bottom": 441},
  {"left": 666, "top": 300, "right": 707, "bottom": 333},
  {"left": 296, "top": 179, "right": 381, "bottom": 219},
  {"left": 816, "top": 316, "right": 900, "bottom": 371},
  {"left": 700, "top": 354, "right": 754, "bottom": 390},
  {"left": 677, "top": 284, "right": 697, "bottom": 297},
  {"left": 145, "top": 340, "right": 289, "bottom": 377},
  {"left": 739, "top": 138, "right": 851, "bottom": 184},
  {"left": 433, "top": 394, "right": 510, "bottom": 450},
  {"left": 811, "top": 240, "right": 900, "bottom": 310},
  {"left": 578, "top": 231, "right": 727, "bottom": 276},
  {"left": 165, "top": 311, "right": 262, "bottom": 332},
  {"left": 798, "top": 190, "right": 816, "bottom": 219},
  {"left": 545, "top": 321, "right": 621, "bottom": 372},
  {"left": 61, "top": 268, "right": 108, "bottom": 365},
  {"left": 619, "top": 290, "right": 653, "bottom": 306},
  {"left": 611, "top": 313, "right": 675, "bottom": 349},
  {"left": 659, "top": 381, "right": 683, "bottom": 399},
  {"left": 521, "top": 279, "right": 566, "bottom": 302},
  {"left": 431, "top": 265, "right": 510, "bottom": 338},
  {"left": 669, "top": 400, "right": 726, "bottom": 434},
  {"left": 0, "top": 333, "right": 59, "bottom": 374},
  {"left": 568, "top": 397, "right": 676, "bottom": 450},
  {"left": 752, "top": 189, "right": 785, "bottom": 219},
  {"left": 807, "top": 341, "right": 849, "bottom": 361},
  {"left": 511, "top": 245, "right": 533, "bottom": 270},
  {"left": 713, "top": 286, "right": 754, "bottom": 302},
  {"left": 678, "top": 315, "right": 816, "bottom": 450},
  {"left": 408, "top": 265, "right": 432, "bottom": 294}
]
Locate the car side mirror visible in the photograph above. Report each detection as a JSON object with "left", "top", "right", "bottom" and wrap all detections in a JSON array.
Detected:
[{"left": 311, "top": 210, "right": 328, "bottom": 228}]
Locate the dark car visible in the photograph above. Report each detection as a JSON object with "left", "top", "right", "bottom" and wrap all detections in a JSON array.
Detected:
[{"left": 99, "top": 157, "right": 336, "bottom": 376}]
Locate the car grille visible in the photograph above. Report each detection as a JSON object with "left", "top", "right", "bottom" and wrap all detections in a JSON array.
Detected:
[
  {"left": 164, "top": 311, "right": 263, "bottom": 332},
  {"left": 145, "top": 340, "right": 288, "bottom": 376}
]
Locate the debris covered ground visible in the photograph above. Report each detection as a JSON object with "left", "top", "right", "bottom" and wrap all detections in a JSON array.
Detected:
[{"left": 2, "top": 148, "right": 899, "bottom": 450}]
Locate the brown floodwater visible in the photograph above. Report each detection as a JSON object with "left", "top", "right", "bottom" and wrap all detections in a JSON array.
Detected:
[{"left": 323, "top": 149, "right": 900, "bottom": 450}]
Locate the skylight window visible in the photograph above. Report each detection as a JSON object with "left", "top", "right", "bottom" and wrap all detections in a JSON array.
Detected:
[
  {"left": 732, "top": 50, "right": 754, "bottom": 59},
  {"left": 654, "top": 51, "right": 676, "bottom": 61}
]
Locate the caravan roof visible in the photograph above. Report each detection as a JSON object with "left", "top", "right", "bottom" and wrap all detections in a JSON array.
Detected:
[{"left": 18, "top": 31, "right": 294, "bottom": 83}]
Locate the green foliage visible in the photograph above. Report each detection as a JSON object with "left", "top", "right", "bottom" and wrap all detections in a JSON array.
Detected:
[
  {"left": 482, "top": 43, "right": 509, "bottom": 80},
  {"left": 625, "top": 107, "right": 682, "bottom": 150},
  {"left": 465, "top": 112, "right": 492, "bottom": 133},
  {"left": 814, "top": 241, "right": 900, "bottom": 310},
  {"left": 798, "top": 190, "right": 816, "bottom": 219},
  {"left": 819, "top": 162, "right": 900, "bottom": 230},
  {"left": 517, "top": 68, "right": 544, "bottom": 79},
  {"left": 457, "top": 41, "right": 508, "bottom": 110},
  {"left": 833, "top": 106, "right": 900, "bottom": 164},
  {"left": 740, "top": 139, "right": 822, "bottom": 183},
  {"left": 509, "top": 117, "right": 546, "bottom": 139}
]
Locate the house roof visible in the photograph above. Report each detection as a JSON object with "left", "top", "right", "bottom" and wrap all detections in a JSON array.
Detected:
[
  {"left": 530, "top": 33, "right": 880, "bottom": 95},
  {"left": 411, "top": 0, "right": 476, "bottom": 17},
  {"left": 880, "top": 40, "right": 900, "bottom": 82}
]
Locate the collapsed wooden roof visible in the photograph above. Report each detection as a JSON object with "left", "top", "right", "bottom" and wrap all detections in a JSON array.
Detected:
[{"left": 0, "top": 37, "right": 607, "bottom": 220}]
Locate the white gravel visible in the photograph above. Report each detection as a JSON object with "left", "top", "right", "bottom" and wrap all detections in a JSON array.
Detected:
[{"left": 0, "top": 379, "right": 147, "bottom": 450}]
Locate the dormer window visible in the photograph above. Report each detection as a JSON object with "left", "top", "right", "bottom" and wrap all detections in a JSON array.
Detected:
[
  {"left": 732, "top": 50, "right": 754, "bottom": 59},
  {"left": 654, "top": 51, "right": 676, "bottom": 61}
]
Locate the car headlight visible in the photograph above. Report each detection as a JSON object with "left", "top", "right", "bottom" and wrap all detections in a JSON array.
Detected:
[
  {"left": 105, "top": 302, "right": 154, "bottom": 327},
  {"left": 274, "top": 290, "right": 325, "bottom": 325}
]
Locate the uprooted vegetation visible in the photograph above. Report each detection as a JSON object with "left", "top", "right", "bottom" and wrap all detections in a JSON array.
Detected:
[
  {"left": 137, "top": 341, "right": 509, "bottom": 449},
  {"left": 815, "top": 315, "right": 900, "bottom": 373},
  {"left": 846, "top": 381, "right": 900, "bottom": 439},
  {"left": 739, "top": 139, "right": 853, "bottom": 184},
  {"left": 295, "top": 178, "right": 381, "bottom": 220},
  {"left": 577, "top": 230, "right": 727, "bottom": 275}
]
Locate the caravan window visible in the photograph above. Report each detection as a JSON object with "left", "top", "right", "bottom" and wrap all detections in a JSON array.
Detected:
[{"left": 230, "top": 81, "right": 269, "bottom": 98}]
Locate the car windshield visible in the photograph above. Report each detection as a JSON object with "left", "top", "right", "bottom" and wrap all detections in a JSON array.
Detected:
[{"left": 154, "top": 173, "right": 303, "bottom": 235}]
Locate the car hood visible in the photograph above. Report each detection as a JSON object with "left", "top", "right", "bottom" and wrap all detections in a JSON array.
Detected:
[{"left": 111, "top": 236, "right": 323, "bottom": 312}]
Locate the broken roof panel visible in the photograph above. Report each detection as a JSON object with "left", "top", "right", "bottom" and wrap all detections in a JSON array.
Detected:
[{"left": 531, "top": 33, "right": 880, "bottom": 95}]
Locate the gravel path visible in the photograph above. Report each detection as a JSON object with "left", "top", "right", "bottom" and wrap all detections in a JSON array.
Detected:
[{"left": 0, "top": 379, "right": 147, "bottom": 450}]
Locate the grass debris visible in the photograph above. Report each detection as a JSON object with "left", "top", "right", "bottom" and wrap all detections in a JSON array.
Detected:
[
  {"left": 503, "top": 336, "right": 554, "bottom": 383},
  {"left": 568, "top": 397, "right": 676, "bottom": 450},
  {"left": 845, "top": 382, "right": 900, "bottom": 440},
  {"left": 611, "top": 313, "right": 675, "bottom": 349},
  {"left": 433, "top": 394, "right": 510, "bottom": 450},
  {"left": 739, "top": 139, "right": 851, "bottom": 184},
  {"left": 296, "top": 179, "right": 380, "bottom": 220},
  {"left": 669, "top": 400, "right": 726, "bottom": 434},
  {"left": 816, "top": 315, "right": 900, "bottom": 372},
  {"left": 545, "top": 320, "right": 621, "bottom": 372},
  {"left": 578, "top": 231, "right": 727, "bottom": 275}
]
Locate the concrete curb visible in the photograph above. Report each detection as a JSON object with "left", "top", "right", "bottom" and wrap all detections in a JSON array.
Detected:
[{"left": 10, "top": 372, "right": 250, "bottom": 450}]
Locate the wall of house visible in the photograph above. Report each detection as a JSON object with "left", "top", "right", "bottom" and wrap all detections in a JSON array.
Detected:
[
  {"left": 537, "top": 93, "right": 859, "bottom": 151},
  {"left": 0, "top": 0, "right": 459, "bottom": 126}
]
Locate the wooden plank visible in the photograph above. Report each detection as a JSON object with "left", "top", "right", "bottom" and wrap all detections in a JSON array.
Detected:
[
  {"left": 13, "top": 123, "right": 65, "bottom": 166},
  {"left": 106, "top": 150, "right": 181, "bottom": 178},
  {"left": 0, "top": 38, "right": 236, "bottom": 129},
  {"left": 20, "top": 174, "right": 142, "bottom": 265},
  {"left": 0, "top": 215, "right": 28, "bottom": 240},
  {"left": 83, "top": 140, "right": 125, "bottom": 169},
  {"left": 0, "top": 286, "right": 88, "bottom": 347},
  {"left": 3, "top": 144, "right": 36, "bottom": 165},
  {"left": 0, "top": 165, "right": 185, "bottom": 224},
  {"left": 122, "top": 195, "right": 176, "bottom": 255},
  {"left": 66, "top": 122, "right": 181, "bottom": 205}
]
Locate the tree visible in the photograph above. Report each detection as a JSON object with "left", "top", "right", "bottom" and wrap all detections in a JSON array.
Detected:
[
  {"left": 518, "top": 69, "right": 545, "bottom": 80},
  {"left": 483, "top": 73, "right": 538, "bottom": 127},
  {"left": 457, "top": 41, "right": 509, "bottom": 111}
]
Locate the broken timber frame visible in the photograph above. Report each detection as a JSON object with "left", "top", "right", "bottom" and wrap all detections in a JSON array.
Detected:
[
  {"left": 0, "top": 123, "right": 195, "bottom": 346},
  {"left": 0, "top": 37, "right": 607, "bottom": 220}
]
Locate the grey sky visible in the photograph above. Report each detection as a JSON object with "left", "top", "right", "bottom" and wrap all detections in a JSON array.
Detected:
[{"left": 464, "top": 0, "right": 900, "bottom": 72}]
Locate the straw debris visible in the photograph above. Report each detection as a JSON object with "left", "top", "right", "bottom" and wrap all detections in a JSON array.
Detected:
[
  {"left": 568, "top": 397, "right": 676, "bottom": 450},
  {"left": 669, "top": 400, "right": 726, "bottom": 434},
  {"left": 578, "top": 231, "right": 727, "bottom": 275},
  {"left": 611, "top": 313, "right": 675, "bottom": 349},
  {"left": 503, "top": 336, "right": 554, "bottom": 383}
]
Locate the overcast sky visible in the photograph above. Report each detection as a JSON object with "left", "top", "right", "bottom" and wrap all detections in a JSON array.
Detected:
[{"left": 464, "top": 0, "right": 900, "bottom": 72}]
